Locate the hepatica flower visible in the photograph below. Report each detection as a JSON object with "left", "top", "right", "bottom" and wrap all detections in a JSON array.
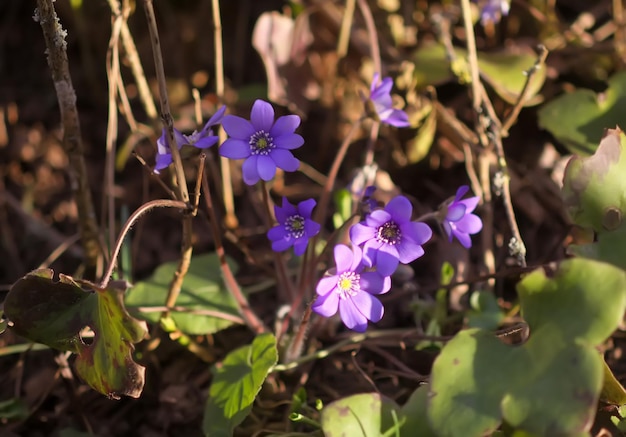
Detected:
[
  {"left": 312, "top": 244, "right": 391, "bottom": 332},
  {"left": 368, "top": 73, "right": 410, "bottom": 128},
  {"left": 154, "top": 106, "right": 226, "bottom": 174},
  {"left": 350, "top": 195, "right": 432, "bottom": 276},
  {"left": 267, "top": 197, "right": 320, "bottom": 256},
  {"left": 441, "top": 186, "right": 482, "bottom": 248},
  {"left": 220, "top": 99, "right": 303, "bottom": 185}
]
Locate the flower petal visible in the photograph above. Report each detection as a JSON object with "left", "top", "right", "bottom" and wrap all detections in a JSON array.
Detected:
[
  {"left": 267, "top": 225, "right": 287, "bottom": 242},
  {"left": 446, "top": 203, "right": 467, "bottom": 222},
  {"left": 385, "top": 196, "right": 413, "bottom": 223},
  {"left": 334, "top": 244, "right": 354, "bottom": 273},
  {"left": 370, "top": 76, "right": 393, "bottom": 101},
  {"left": 366, "top": 209, "right": 391, "bottom": 227},
  {"left": 351, "top": 292, "right": 384, "bottom": 323},
  {"left": 222, "top": 115, "right": 255, "bottom": 140},
  {"left": 359, "top": 271, "right": 389, "bottom": 295},
  {"left": 270, "top": 148, "right": 300, "bottom": 172},
  {"left": 242, "top": 155, "right": 260, "bottom": 185},
  {"left": 339, "top": 298, "right": 368, "bottom": 332},
  {"left": 154, "top": 153, "right": 172, "bottom": 173},
  {"left": 317, "top": 275, "right": 338, "bottom": 296},
  {"left": 396, "top": 240, "right": 424, "bottom": 264},
  {"left": 455, "top": 185, "right": 470, "bottom": 201},
  {"left": 457, "top": 214, "right": 483, "bottom": 234},
  {"left": 250, "top": 100, "right": 275, "bottom": 132},
  {"left": 373, "top": 244, "right": 399, "bottom": 276},
  {"left": 270, "top": 114, "right": 301, "bottom": 137},
  {"left": 382, "top": 109, "right": 410, "bottom": 127},
  {"left": 275, "top": 198, "right": 297, "bottom": 223},
  {"left": 272, "top": 236, "right": 294, "bottom": 252},
  {"left": 312, "top": 291, "right": 339, "bottom": 318},
  {"left": 194, "top": 135, "right": 219, "bottom": 149},
  {"left": 274, "top": 133, "right": 304, "bottom": 150},
  {"left": 349, "top": 245, "right": 363, "bottom": 272},
  {"left": 401, "top": 221, "right": 432, "bottom": 245},
  {"left": 350, "top": 222, "right": 376, "bottom": 245},
  {"left": 219, "top": 138, "right": 251, "bottom": 159},
  {"left": 293, "top": 238, "right": 309, "bottom": 256},
  {"left": 304, "top": 220, "right": 321, "bottom": 237},
  {"left": 297, "top": 198, "right": 317, "bottom": 219},
  {"left": 257, "top": 155, "right": 277, "bottom": 181},
  {"left": 361, "top": 239, "right": 383, "bottom": 267},
  {"left": 205, "top": 105, "right": 227, "bottom": 127},
  {"left": 459, "top": 196, "right": 480, "bottom": 214},
  {"left": 452, "top": 229, "right": 472, "bottom": 249}
]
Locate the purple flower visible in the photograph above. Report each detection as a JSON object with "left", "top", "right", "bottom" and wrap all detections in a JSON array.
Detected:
[
  {"left": 350, "top": 195, "right": 432, "bottom": 276},
  {"left": 154, "top": 106, "right": 226, "bottom": 174},
  {"left": 474, "top": 0, "right": 510, "bottom": 25},
  {"left": 369, "top": 73, "right": 410, "bottom": 127},
  {"left": 219, "top": 99, "right": 303, "bottom": 185},
  {"left": 312, "top": 244, "right": 391, "bottom": 332},
  {"left": 267, "top": 197, "right": 321, "bottom": 255},
  {"left": 442, "top": 186, "right": 482, "bottom": 248}
]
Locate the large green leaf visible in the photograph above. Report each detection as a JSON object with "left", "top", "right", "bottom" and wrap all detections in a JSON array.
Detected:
[
  {"left": 4, "top": 269, "right": 147, "bottom": 398},
  {"left": 428, "top": 258, "right": 626, "bottom": 436},
  {"left": 412, "top": 43, "right": 545, "bottom": 105},
  {"left": 320, "top": 393, "right": 401, "bottom": 437},
  {"left": 203, "top": 333, "right": 277, "bottom": 437},
  {"left": 539, "top": 72, "right": 626, "bottom": 155},
  {"left": 125, "top": 253, "right": 242, "bottom": 335}
]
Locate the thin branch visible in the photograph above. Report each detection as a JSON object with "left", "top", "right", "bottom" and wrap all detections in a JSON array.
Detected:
[
  {"left": 35, "top": 0, "right": 103, "bottom": 279},
  {"left": 501, "top": 44, "right": 548, "bottom": 136},
  {"left": 143, "top": 0, "right": 194, "bottom": 313},
  {"left": 337, "top": 0, "right": 356, "bottom": 59},
  {"left": 211, "top": 0, "right": 238, "bottom": 229}
]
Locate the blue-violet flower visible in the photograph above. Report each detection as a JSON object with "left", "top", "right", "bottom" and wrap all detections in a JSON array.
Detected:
[
  {"left": 312, "top": 244, "right": 391, "bottom": 332},
  {"left": 154, "top": 106, "right": 226, "bottom": 174},
  {"left": 369, "top": 73, "right": 410, "bottom": 127},
  {"left": 267, "top": 197, "right": 320, "bottom": 256},
  {"left": 441, "top": 185, "right": 482, "bottom": 249},
  {"left": 219, "top": 99, "right": 303, "bottom": 185},
  {"left": 350, "top": 195, "right": 432, "bottom": 276}
]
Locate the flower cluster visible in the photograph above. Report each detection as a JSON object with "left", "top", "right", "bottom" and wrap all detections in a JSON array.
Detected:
[{"left": 155, "top": 78, "right": 482, "bottom": 333}]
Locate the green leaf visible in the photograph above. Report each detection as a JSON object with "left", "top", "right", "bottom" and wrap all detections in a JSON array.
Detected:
[
  {"left": 399, "top": 385, "right": 436, "bottom": 437},
  {"left": 320, "top": 393, "right": 400, "bottom": 437},
  {"left": 467, "top": 290, "right": 503, "bottom": 330},
  {"left": 4, "top": 269, "right": 147, "bottom": 398},
  {"left": 412, "top": 44, "right": 545, "bottom": 105},
  {"left": 203, "top": 333, "right": 278, "bottom": 437},
  {"left": 562, "top": 128, "right": 626, "bottom": 232},
  {"left": 125, "top": 253, "right": 242, "bottom": 335},
  {"left": 428, "top": 258, "right": 626, "bottom": 436},
  {"left": 539, "top": 72, "right": 626, "bottom": 155}
]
